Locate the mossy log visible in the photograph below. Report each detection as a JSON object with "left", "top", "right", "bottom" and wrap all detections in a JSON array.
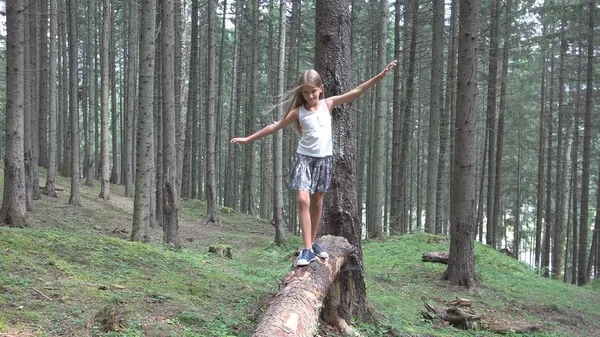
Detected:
[
  {"left": 208, "top": 244, "right": 232, "bottom": 259},
  {"left": 253, "top": 235, "right": 359, "bottom": 337},
  {"left": 422, "top": 251, "right": 449, "bottom": 264},
  {"left": 422, "top": 301, "right": 543, "bottom": 333}
]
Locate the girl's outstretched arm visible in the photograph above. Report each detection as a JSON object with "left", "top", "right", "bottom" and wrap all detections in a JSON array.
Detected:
[
  {"left": 325, "top": 60, "right": 398, "bottom": 110},
  {"left": 230, "top": 108, "right": 299, "bottom": 145}
]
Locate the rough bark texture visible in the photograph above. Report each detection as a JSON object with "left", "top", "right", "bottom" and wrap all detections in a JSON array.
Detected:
[
  {"left": 132, "top": 0, "right": 156, "bottom": 243},
  {"left": 44, "top": 0, "right": 58, "bottom": 198},
  {"left": 253, "top": 236, "right": 357, "bottom": 336},
  {"left": 422, "top": 252, "right": 449, "bottom": 264},
  {"left": 443, "top": 0, "right": 480, "bottom": 290},
  {"left": 99, "top": 0, "right": 111, "bottom": 200},
  {"left": 162, "top": 0, "right": 181, "bottom": 249},
  {"left": 315, "top": 0, "right": 368, "bottom": 322},
  {"left": 67, "top": 0, "right": 80, "bottom": 206},
  {"left": 1, "top": 0, "right": 27, "bottom": 227}
]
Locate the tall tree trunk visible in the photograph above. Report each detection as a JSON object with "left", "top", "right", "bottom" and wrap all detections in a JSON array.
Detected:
[
  {"left": 485, "top": 0, "right": 499, "bottom": 248},
  {"left": 132, "top": 0, "right": 156, "bottom": 243},
  {"left": 225, "top": 0, "right": 240, "bottom": 208},
  {"left": 242, "top": 0, "right": 259, "bottom": 215},
  {"left": 44, "top": 0, "right": 59, "bottom": 198},
  {"left": 30, "top": 0, "right": 40, "bottom": 201},
  {"left": 438, "top": 0, "right": 457, "bottom": 235},
  {"left": 110, "top": 23, "right": 120, "bottom": 185},
  {"left": 1, "top": 0, "right": 27, "bottom": 227},
  {"left": 369, "top": 0, "right": 388, "bottom": 239},
  {"left": 59, "top": 5, "right": 70, "bottom": 177},
  {"left": 67, "top": 0, "right": 80, "bottom": 206},
  {"left": 24, "top": 4, "right": 33, "bottom": 211},
  {"left": 99, "top": 0, "right": 111, "bottom": 200},
  {"left": 161, "top": 0, "right": 181, "bottom": 249},
  {"left": 578, "top": 0, "right": 594, "bottom": 286},
  {"left": 204, "top": 0, "right": 218, "bottom": 224},
  {"left": 390, "top": 0, "right": 402, "bottom": 235},
  {"left": 396, "top": 0, "right": 418, "bottom": 234},
  {"left": 124, "top": 0, "right": 138, "bottom": 197},
  {"left": 553, "top": 33, "right": 571, "bottom": 281},
  {"left": 272, "top": 0, "right": 287, "bottom": 245},
  {"left": 542, "top": 51, "right": 555, "bottom": 278},
  {"left": 426, "top": 0, "right": 444, "bottom": 234},
  {"left": 443, "top": 0, "right": 480, "bottom": 291},
  {"left": 316, "top": 0, "right": 368, "bottom": 324},
  {"left": 535, "top": 19, "right": 548, "bottom": 269},
  {"left": 85, "top": 0, "right": 96, "bottom": 187},
  {"left": 182, "top": 0, "right": 199, "bottom": 199},
  {"left": 571, "top": 39, "right": 583, "bottom": 284},
  {"left": 216, "top": 0, "right": 228, "bottom": 205},
  {"left": 38, "top": 0, "right": 49, "bottom": 169},
  {"left": 494, "top": 0, "right": 512, "bottom": 251}
]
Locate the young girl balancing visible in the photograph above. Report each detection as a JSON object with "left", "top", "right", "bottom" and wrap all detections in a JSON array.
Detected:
[{"left": 231, "top": 60, "right": 398, "bottom": 266}]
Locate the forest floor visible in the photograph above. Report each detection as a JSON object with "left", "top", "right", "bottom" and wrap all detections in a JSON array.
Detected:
[{"left": 1, "top": 169, "right": 600, "bottom": 336}]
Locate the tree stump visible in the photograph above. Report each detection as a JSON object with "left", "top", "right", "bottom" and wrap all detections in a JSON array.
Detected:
[
  {"left": 253, "top": 235, "right": 359, "bottom": 337},
  {"left": 422, "top": 300, "right": 543, "bottom": 333},
  {"left": 208, "top": 244, "right": 232, "bottom": 259}
]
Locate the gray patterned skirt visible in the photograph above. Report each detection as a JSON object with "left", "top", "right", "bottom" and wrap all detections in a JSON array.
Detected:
[{"left": 289, "top": 154, "right": 333, "bottom": 194}]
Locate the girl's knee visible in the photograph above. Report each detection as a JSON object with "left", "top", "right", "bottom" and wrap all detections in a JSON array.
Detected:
[{"left": 297, "top": 194, "right": 310, "bottom": 209}]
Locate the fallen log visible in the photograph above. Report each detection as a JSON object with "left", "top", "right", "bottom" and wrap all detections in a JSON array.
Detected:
[
  {"left": 253, "top": 235, "right": 359, "bottom": 337},
  {"left": 422, "top": 251, "right": 449, "bottom": 264},
  {"left": 422, "top": 300, "right": 543, "bottom": 333}
]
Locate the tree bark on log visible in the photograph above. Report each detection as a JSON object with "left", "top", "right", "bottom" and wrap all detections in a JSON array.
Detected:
[
  {"left": 253, "top": 235, "right": 359, "bottom": 337},
  {"left": 422, "top": 252, "right": 449, "bottom": 264}
]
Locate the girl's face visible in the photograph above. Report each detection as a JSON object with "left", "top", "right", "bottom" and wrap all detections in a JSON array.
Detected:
[{"left": 301, "top": 84, "right": 323, "bottom": 105}]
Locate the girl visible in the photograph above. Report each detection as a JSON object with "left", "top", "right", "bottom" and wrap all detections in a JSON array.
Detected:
[{"left": 231, "top": 60, "right": 398, "bottom": 266}]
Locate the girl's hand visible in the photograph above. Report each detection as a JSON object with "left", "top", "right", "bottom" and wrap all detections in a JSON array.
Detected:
[
  {"left": 382, "top": 59, "right": 399, "bottom": 75},
  {"left": 230, "top": 137, "right": 249, "bottom": 145}
]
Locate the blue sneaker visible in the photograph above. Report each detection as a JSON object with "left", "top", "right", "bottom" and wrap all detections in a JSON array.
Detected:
[
  {"left": 296, "top": 248, "right": 316, "bottom": 266},
  {"left": 312, "top": 243, "right": 329, "bottom": 259}
]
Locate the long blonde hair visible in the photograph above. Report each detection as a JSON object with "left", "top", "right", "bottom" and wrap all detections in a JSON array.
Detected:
[{"left": 282, "top": 69, "right": 324, "bottom": 133}]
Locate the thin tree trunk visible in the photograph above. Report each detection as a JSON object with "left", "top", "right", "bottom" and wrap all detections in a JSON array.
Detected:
[
  {"left": 44, "top": 0, "right": 59, "bottom": 198},
  {"left": 38, "top": 0, "right": 49, "bottom": 169},
  {"left": 182, "top": 0, "right": 199, "bottom": 199},
  {"left": 225, "top": 0, "right": 240, "bottom": 208},
  {"left": 99, "top": 0, "right": 111, "bottom": 200},
  {"left": 369, "top": 0, "right": 388, "bottom": 239},
  {"left": 242, "top": 0, "right": 259, "bottom": 215},
  {"left": 272, "top": 0, "right": 287, "bottom": 245},
  {"left": 535, "top": 20, "right": 548, "bottom": 269},
  {"left": 494, "top": 0, "right": 512, "bottom": 251},
  {"left": 396, "top": 0, "right": 417, "bottom": 234},
  {"left": 132, "top": 0, "right": 156, "bottom": 243},
  {"left": 390, "top": 0, "right": 402, "bottom": 235},
  {"left": 161, "top": 0, "right": 181, "bottom": 248},
  {"left": 67, "top": 0, "right": 80, "bottom": 206},
  {"left": 85, "top": 0, "right": 95, "bottom": 187},
  {"left": 485, "top": 0, "right": 500, "bottom": 248},
  {"left": 204, "top": 0, "right": 219, "bottom": 224},
  {"left": 578, "top": 0, "right": 594, "bottom": 286},
  {"left": 438, "top": 0, "right": 457, "bottom": 235},
  {"left": 426, "top": 0, "right": 444, "bottom": 234}
]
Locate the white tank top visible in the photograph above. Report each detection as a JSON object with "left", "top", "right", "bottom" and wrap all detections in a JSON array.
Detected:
[{"left": 296, "top": 100, "right": 332, "bottom": 157}]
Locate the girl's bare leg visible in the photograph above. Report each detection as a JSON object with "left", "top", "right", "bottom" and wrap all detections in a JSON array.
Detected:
[
  {"left": 309, "top": 192, "right": 326, "bottom": 242},
  {"left": 297, "top": 190, "right": 312, "bottom": 249}
]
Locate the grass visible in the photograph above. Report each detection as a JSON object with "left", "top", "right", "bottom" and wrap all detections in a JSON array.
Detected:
[{"left": 0, "top": 169, "right": 599, "bottom": 336}]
